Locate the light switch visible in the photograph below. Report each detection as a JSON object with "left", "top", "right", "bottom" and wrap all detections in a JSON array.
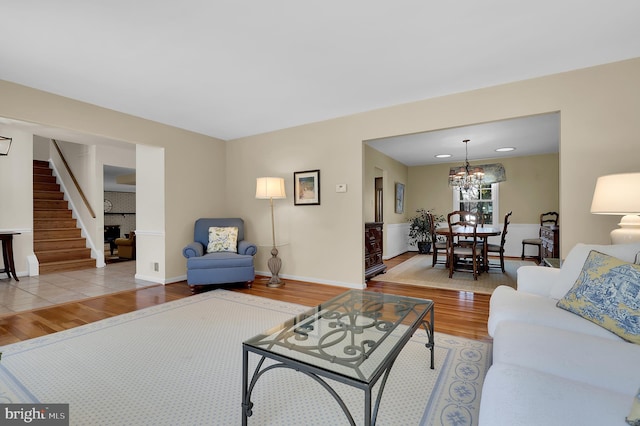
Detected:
[{"left": 336, "top": 183, "right": 347, "bottom": 193}]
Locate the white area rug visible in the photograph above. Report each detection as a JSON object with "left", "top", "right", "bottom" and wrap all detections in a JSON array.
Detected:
[
  {"left": 373, "top": 255, "right": 533, "bottom": 294},
  {"left": 0, "top": 290, "right": 492, "bottom": 425}
]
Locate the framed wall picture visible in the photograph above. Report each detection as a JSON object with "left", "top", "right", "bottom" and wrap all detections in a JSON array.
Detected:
[
  {"left": 294, "top": 170, "right": 320, "bottom": 205},
  {"left": 395, "top": 182, "right": 405, "bottom": 214}
]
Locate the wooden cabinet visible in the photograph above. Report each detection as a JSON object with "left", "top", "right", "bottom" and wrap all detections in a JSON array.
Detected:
[
  {"left": 365, "top": 222, "right": 387, "bottom": 280},
  {"left": 540, "top": 225, "right": 559, "bottom": 259}
]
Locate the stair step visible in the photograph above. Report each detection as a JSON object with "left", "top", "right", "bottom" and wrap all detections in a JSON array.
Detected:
[
  {"left": 39, "top": 258, "right": 96, "bottom": 274},
  {"left": 33, "top": 167, "right": 53, "bottom": 176},
  {"left": 33, "top": 191, "right": 65, "bottom": 201},
  {"left": 33, "top": 174, "right": 57, "bottom": 184},
  {"left": 34, "top": 218, "right": 78, "bottom": 230},
  {"left": 37, "top": 247, "right": 92, "bottom": 263},
  {"left": 33, "top": 159, "right": 97, "bottom": 274},
  {"left": 34, "top": 238, "right": 87, "bottom": 251},
  {"left": 34, "top": 199, "right": 69, "bottom": 210},
  {"left": 34, "top": 182, "right": 61, "bottom": 192},
  {"left": 35, "top": 228, "right": 82, "bottom": 239},
  {"left": 34, "top": 209, "right": 73, "bottom": 219}
]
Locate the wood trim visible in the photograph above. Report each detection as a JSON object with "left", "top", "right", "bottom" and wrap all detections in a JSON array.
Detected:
[{"left": 52, "top": 139, "right": 96, "bottom": 218}]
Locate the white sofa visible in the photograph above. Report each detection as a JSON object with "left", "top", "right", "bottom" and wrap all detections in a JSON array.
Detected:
[{"left": 479, "top": 242, "right": 640, "bottom": 426}]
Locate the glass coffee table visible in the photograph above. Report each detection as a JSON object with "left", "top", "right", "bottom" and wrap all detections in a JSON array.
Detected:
[{"left": 242, "top": 290, "right": 434, "bottom": 425}]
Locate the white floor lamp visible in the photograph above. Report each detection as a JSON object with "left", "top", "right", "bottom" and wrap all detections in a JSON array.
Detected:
[
  {"left": 591, "top": 172, "right": 640, "bottom": 244},
  {"left": 256, "top": 177, "right": 286, "bottom": 287}
]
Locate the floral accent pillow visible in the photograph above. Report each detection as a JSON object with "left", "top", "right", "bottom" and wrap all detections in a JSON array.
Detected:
[
  {"left": 206, "top": 227, "right": 238, "bottom": 253},
  {"left": 557, "top": 250, "right": 640, "bottom": 344}
]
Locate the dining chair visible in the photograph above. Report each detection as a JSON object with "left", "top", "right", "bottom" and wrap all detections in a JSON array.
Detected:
[
  {"left": 521, "top": 211, "right": 558, "bottom": 263},
  {"left": 486, "top": 211, "right": 512, "bottom": 272},
  {"left": 447, "top": 211, "right": 482, "bottom": 280},
  {"left": 428, "top": 212, "right": 447, "bottom": 267},
  {"left": 456, "top": 211, "right": 485, "bottom": 248}
]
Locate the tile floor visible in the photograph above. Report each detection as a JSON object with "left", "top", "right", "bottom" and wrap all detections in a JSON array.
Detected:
[{"left": 0, "top": 261, "right": 157, "bottom": 316}]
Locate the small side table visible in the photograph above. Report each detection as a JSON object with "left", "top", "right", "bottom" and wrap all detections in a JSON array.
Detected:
[
  {"left": 0, "top": 232, "right": 21, "bottom": 281},
  {"left": 542, "top": 257, "right": 562, "bottom": 268}
]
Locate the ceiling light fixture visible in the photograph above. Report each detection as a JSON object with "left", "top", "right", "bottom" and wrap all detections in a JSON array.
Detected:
[
  {"left": 434, "top": 154, "right": 451, "bottom": 158},
  {"left": 495, "top": 147, "right": 515, "bottom": 152},
  {"left": 448, "top": 139, "right": 484, "bottom": 192}
]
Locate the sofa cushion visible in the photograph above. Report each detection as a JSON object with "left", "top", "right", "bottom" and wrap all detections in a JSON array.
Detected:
[
  {"left": 479, "top": 363, "right": 633, "bottom": 426},
  {"left": 488, "top": 285, "right": 622, "bottom": 340},
  {"left": 187, "top": 252, "right": 254, "bottom": 270},
  {"left": 551, "top": 242, "right": 640, "bottom": 299},
  {"left": 206, "top": 226, "right": 238, "bottom": 253},
  {"left": 493, "top": 321, "right": 640, "bottom": 395},
  {"left": 557, "top": 250, "right": 640, "bottom": 344}
]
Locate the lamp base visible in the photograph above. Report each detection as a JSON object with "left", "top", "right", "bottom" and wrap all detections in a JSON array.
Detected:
[
  {"left": 610, "top": 214, "right": 640, "bottom": 244},
  {"left": 266, "top": 247, "right": 284, "bottom": 288}
]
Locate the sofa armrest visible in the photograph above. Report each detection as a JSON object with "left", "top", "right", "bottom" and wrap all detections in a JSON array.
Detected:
[
  {"left": 516, "top": 265, "right": 562, "bottom": 298},
  {"left": 115, "top": 238, "right": 134, "bottom": 246},
  {"left": 183, "top": 242, "right": 204, "bottom": 258},
  {"left": 238, "top": 240, "right": 257, "bottom": 256}
]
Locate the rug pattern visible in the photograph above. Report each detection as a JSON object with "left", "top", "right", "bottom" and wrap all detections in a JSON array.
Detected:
[{"left": 0, "top": 290, "right": 491, "bottom": 425}]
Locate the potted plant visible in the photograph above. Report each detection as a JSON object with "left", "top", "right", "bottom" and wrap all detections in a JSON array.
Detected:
[{"left": 408, "top": 208, "right": 445, "bottom": 254}]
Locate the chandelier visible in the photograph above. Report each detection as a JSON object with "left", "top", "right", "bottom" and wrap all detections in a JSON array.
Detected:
[{"left": 448, "top": 139, "right": 484, "bottom": 192}]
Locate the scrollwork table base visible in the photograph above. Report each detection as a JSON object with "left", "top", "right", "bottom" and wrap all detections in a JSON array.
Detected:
[{"left": 242, "top": 290, "right": 434, "bottom": 425}]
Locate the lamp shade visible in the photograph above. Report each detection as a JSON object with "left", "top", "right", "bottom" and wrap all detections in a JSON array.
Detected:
[
  {"left": 591, "top": 172, "right": 640, "bottom": 244},
  {"left": 590, "top": 173, "right": 640, "bottom": 215},
  {"left": 256, "top": 177, "right": 286, "bottom": 199}
]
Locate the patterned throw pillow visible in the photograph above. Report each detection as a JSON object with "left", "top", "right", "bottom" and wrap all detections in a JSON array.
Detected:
[
  {"left": 556, "top": 250, "right": 640, "bottom": 344},
  {"left": 206, "top": 227, "right": 238, "bottom": 253}
]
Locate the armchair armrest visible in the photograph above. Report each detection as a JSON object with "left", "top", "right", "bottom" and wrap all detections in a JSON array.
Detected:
[
  {"left": 238, "top": 240, "right": 257, "bottom": 256},
  {"left": 183, "top": 242, "right": 204, "bottom": 258},
  {"left": 516, "top": 265, "right": 562, "bottom": 298}
]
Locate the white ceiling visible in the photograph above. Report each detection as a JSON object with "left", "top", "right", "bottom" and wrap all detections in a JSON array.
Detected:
[
  {"left": 2, "top": 1, "right": 640, "bottom": 144},
  {"left": 366, "top": 112, "right": 560, "bottom": 166},
  {"left": 104, "top": 165, "right": 136, "bottom": 193}
]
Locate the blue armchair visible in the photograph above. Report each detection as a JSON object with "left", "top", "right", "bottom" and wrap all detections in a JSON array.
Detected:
[{"left": 182, "top": 218, "right": 257, "bottom": 293}]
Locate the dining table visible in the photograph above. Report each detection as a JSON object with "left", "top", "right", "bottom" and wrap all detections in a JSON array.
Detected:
[{"left": 435, "top": 225, "right": 502, "bottom": 273}]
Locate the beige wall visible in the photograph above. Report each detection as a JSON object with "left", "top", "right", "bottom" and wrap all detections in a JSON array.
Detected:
[
  {"left": 363, "top": 144, "right": 410, "bottom": 258},
  {"left": 226, "top": 120, "right": 365, "bottom": 287},
  {"left": 406, "top": 153, "right": 559, "bottom": 225},
  {"left": 229, "top": 58, "right": 640, "bottom": 287},
  {"left": 0, "top": 80, "right": 227, "bottom": 282},
  {"left": 497, "top": 154, "right": 559, "bottom": 224},
  {"left": 0, "top": 126, "right": 34, "bottom": 275},
  {"left": 406, "top": 162, "right": 453, "bottom": 221},
  {"left": 2, "top": 57, "right": 639, "bottom": 286},
  {"left": 363, "top": 144, "right": 409, "bottom": 224}
]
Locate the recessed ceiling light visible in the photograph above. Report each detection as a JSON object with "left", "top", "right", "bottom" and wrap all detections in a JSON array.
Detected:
[
  {"left": 495, "top": 147, "right": 516, "bottom": 152},
  {"left": 434, "top": 154, "right": 452, "bottom": 158}
]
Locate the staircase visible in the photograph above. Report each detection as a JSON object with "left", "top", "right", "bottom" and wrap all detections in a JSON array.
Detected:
[{"left": 33, "top": 160, "right": 95, "bottom": 274}]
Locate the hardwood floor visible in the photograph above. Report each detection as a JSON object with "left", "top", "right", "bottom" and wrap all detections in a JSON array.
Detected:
[{"left": 0, "top": 253, "right": 491, "bottom": 345}]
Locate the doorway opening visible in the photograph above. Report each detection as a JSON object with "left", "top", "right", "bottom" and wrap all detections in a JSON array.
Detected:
[{"left": 375, "top": 176, "right": 383, "bottom": 222}]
